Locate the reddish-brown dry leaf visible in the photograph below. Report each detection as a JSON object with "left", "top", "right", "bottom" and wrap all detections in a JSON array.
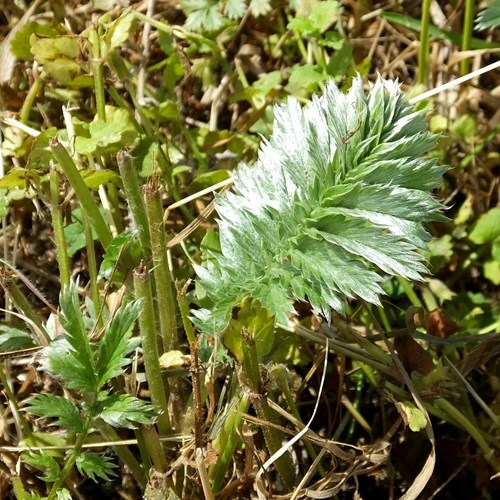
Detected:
[
  {"left": 394, "top": 335, "right": 435, "bottom": 375},
  {"left": 424, "top": 309, "right": 459, "bottom": 338}
]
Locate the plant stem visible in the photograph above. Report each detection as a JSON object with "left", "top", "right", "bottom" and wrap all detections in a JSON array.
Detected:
[
  {"left": 47, "top": 416, "right": 93, "bottom": 500},
  {"left": 141, "top": 424, "right": 168, "bottom": 472},
  {"left": 117, "top": 150, "right": 151, "bottom": 257},
  {"left": 93, "top": 419, "right": 147, "bottom": 488},
  {"left": 88, "top": 26, "right": 106, "bottom": 122},
  {"left": 209, "top": 389, "right": 250, "bottom": 491},
  {"left": 238, "top": 328, "right": 295, "bottom": 489},
  {"left": 143, "top": 177, "right": 177, "bottom": 350},
  {"left": 49, "top": 167, "right": 70, "bottom": 288},
  {"left": 461, "top": 0, "right": 475, "bottom": 75},
  {"left": 19, "top": 77, "right": 43, "bottom": 124},
  {"left": 50, "top": 139, "right": 113, "bottom": 249},
  {"left": 133, "top": 263, "right": 171, "bottom": 436},
  {"left": 435, "top": 397, "right": 500, "bottom": 473},
  {"left": 82, "top": 212, "right": 102, "bottom": 328},
  {"left": 418, "top": 0, "right": 432, "bottom": 85}
]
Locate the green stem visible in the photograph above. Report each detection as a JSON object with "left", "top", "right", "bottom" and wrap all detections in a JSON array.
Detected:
[
  {"left": 461, "top": 0, "right": 475, "bottom": 75},
  {"left": 133, "top": 263, "right": 171, "bottom": 436},
  {"left": 209, "top": 389, "right": 250, "bottom": 492},
  {"left": 11, "top": 476, "right": 30, "bottom": 500},
  {"left": 144, "top": 178, "right": 178, "bottom": 351},
  {"left": 273, "top": 365, "right": 325, "bottom": 476},
  {"left": 435, "top": 398, "right": 500, "bottom": 473},
  {"left": 94, "top": 419, "right": 147, "bottom": 488},
  {"left": 2, "top": 277, "right": 47, "bottom": 341},
  {"left": 19, "top": 77, "right": 43, "bottom": 124},
  {"left": 238, "top": 328, "right": 295, "bottom": 489},
  {"left": 47, "top": 416, "right": 93, "bottom": 500},
  {"left": 82, "top": 212, "right": 102, "bottom": 328},
  {"left": 397, "top": 277, "right": 423, "bottom": 308},
  {"left": 50, "top": 139, "right": 112, "bottom": 249},
  {"left": 88, "top": 27, "right": 106, "bottom": 122},
  {"left": 0, "top": 363, "right": 32, "bottom": 437},
  {"left": 418, "top": 0, "right": 432, "bottom": 85},
  {"left": 140, "top": 424, "right": 168, "bottom": 473},
  {"left": 116, "top": 150, "right": 151, "bottom": 257},
  {"left": 49, "top": 167, "right": 71, "bottom": 288}
]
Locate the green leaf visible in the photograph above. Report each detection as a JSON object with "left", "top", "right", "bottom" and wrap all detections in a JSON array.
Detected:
[
  {"left": 0, "top": 325, "right": 34, "bottom": 352},
  {"left": 0, "top": 168, "right": 41, "bottom": 189},
  {"left": 46, "top": 283, "right": 97, "bottom": 392},
  {"left": 483, "top": 259, "right": 500, "bottom": 285},
  {"left": 182, "top": 0, "right": 225, "bottom": 31},
  {"left": 288, "top": 0, "right": 341, "bottom": 36},
  {"left": 102, "top": 11, "right": 136, "bottom": 54},
  {"left": 193, "top": 77, "right": 447, "bottom": 334},
  {"left": 96, "top": 300, "right": 142, "bottom": 387},
  {"left": 81, "top": 169, "right": 121, "bottom": 189},
  {"left": 10, "top": 22, "right": 62, "bottom": 60},
  {"left": 74, "top": 107, "right": 136, "bottom": 155},
  {"left": 397, "top": 401, "right": 427, "bottom": 432},
  {"left": 25, "top": 394, "right": 85, "bottom": 433},
  {"left": 97, "top": 393, "right": 157, "bottom": 428},
  {"left": 469, "top": 208, "right": 500, "bottom": 244},
  {"left": 99, "top": 229, "right": 142, "bottom": 283},
  {"left": 24, "top": 451, "right": 61, "bottom": 482},
  {"left": 476, "top": 0, "right": 500, "bottom": 30},
  {"left": 285, "top": 64, "right": 325, "bottom": 94},
  {"left": 75, "top": 452, "right": 117, "bottom": 482},
  {"left": 30, "top": 34, "right": 80, "bottom": 63}
]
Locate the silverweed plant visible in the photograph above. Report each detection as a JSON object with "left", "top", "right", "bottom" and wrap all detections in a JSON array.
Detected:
[
  {"left": 193, "top": 76, "right": 448, "bottom": 333},
  {"left": 192, "top": 76, "right": 450, "bottom": 492}
]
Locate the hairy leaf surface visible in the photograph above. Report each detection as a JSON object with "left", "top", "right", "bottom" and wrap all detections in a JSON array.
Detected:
[{"left": 194, "top": 77, "right": 447, "bottom": 333}]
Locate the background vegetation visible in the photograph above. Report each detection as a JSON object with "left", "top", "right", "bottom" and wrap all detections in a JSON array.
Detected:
[{"left": 0, "top": 0, "right": 499, "bottom": 498}]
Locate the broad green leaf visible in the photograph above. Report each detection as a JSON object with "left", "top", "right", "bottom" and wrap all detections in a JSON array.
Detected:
[
  {"left": 0, "top": 325, "right": 34, "bottom": 352},
  {"left": 102, "top": 11, "right": 136, "bottom": 54},
  {"left": 29, "top": 34, "right": 80, "bottom": 63},
  {"left": 96, "top": 300, "right": 142, "bottom": 386},
  {"left": 25, "top": 394, "right": 85, "bottom": 433},
  {"left": 451, "top": 114, "right": 477, "bottom": 144},
  {"left": 74, "top": 106, "right": 136, "bottom": 155},
  {"left": 288, "top": 0, "right": 341, "bottom": 36},
  {"left": 75, "top": 452, "right": 117, "bottom": 482},
  {"left": 81, "top": 169, "right": 121, "bottom": 189},
  {"left": 44, "top": 58, "right": 81, "bottom": 84},
  {"left": 469, "top": 207, "right": 500, "bottom": 244},
  {"left": 396, "top": 401, "right": 427, "bottom": 432},
  {"left": 10, "top": 22, "right": 61, "bottom": 60},
  {"left": 483, "top": 259, "right": 500, "bottom": 285},
  {"left": 285, "top": 64, "right": 325, "bottom": 94},
  {"left": 26, "top": 127, "right": 58, "bottom": 170},
  {"left": 193, "top": 77, "right": 446, "bottom": 334},
  {"left": 0, "top": 168, "right": 41, "bottom": 189},
  {"left": 223, "top": 298, "right": 275, "bottom": 362},
  {"left": 476, "top": 0, "right": 500, "bottom": 30},
  {"left": 97, "top": 393, "right": 157, "bottom": 428}
]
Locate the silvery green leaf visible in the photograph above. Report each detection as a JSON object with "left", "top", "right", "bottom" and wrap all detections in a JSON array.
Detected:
[{"left": 194, "top": 76, "right": 447, "bottom": 334}]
